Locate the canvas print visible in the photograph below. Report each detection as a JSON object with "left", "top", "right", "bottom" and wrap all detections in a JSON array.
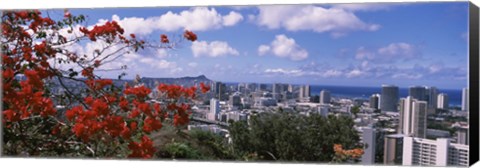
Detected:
[{"left": 1, "top": 2, "right": 473, "bottom": 167}]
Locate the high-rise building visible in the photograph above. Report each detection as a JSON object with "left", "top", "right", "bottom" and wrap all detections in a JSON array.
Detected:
[
  {"left": 437, "top": 93, "right": 449, "bottom": 109},
  {"left": 287, "top": 84, "right": 294, "bottom": 92},
  {"left": 427, "top": 87, "right": 438, "bottom": 108},
  {"left": 384, "top": 134, "right": 405, "bottom": 165},
  {"left": 304, "top": 85, "right": 311, "bottom": 98},
  {"left": 381, "top": 85, "right": 399, "bottom": 112},
  {"left": 426, "top": 87, "right": 438, "bottom": 113},
  {"left": 456, "top": 126, "right": 469, "bottom": 145},
  {"left": 247, "top": 83, "right": 257, "bottom": 93},
  {"left": 370, "top": 94, "right": 380, "bottom": 109},
  {"left": 272, "top": 83, "right": 282, "bottom": 101},
  {"left": 403, "top": 137, "right": 469, "bottom": 166},
  {"left": 259, "top": 84, "right": 268, "bottom": 91},
  {"left": 409, "top": 86, "right": 427, "bottom": 101},
  {"left": 398, "top": 96, "right": 427, "bottom": 138},
  {"left": 209, "top": 98, "right": 220, "bottom": 121},
  {"left": 214, "top": 82, "right": 226, "bottom": 100},
  {"left": 299, "top": 86, "right": 305, "bottom": 99},
  {"left": 361, "top": 127, "right": 376, "bottom": 165},
  {"left": 462, "top": 88, "right": 469, "bottom": 111},
  {"left": 320, "top": 90, "right": 331, "bottom": 105},
  {"left": 229, "top": 92, "right": 242, "bottom": 109},
  {"left": 272, "top": 83, "right": 281, "bottom": 94}
]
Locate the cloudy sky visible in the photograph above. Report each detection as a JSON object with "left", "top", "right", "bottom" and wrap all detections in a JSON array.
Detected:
[{"left": 49, "top": 2, "right": 468, "bottom": 89}]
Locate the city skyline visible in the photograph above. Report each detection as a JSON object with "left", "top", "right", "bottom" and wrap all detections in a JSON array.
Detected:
[{"left": 48, "top": 2, "right": 468, "bottom": 89}]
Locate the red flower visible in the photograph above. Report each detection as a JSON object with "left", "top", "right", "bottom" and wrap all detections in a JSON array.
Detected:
[
  {"left": 81, "top": 67, "right": 94, "bottom": 78},
  {"left": 3, "top": 68, "right": 14, "bottom": 79},
  {"left": 129, "top": 109, "right": 140, "bottom": 118},
  {"left": 65, "top": 106, "right": 83, "bottom": 121},
  {"left": 183, "top": 30, "right": 197, "bottom": 42},
  {"left": 200, "top": 82, "right": 210, "bottom": 93},
  {"left": 64, "top": 10, "right": 71, "bottom": 18},
  {"left": 160, "top": 34, "right": 169, "bottom": 43},
  {"left": 143, "top": 117, "right": 162, "bottom": 133},
  {"left": 124, "top": 85, "right": 151, "bottom": 100},
  {"left": 128, "top": 136, "right": 155, "bottom": 158},
  {"left": 72, "top": 123, "right": 86, "bottom": 138},
  {"left": 93, "top": 60, "right": 101, "bottom": 67},
  {"left": 91, "top": 99, "right": 109, "bottom": 116},
  {"left": 120, "top": 126, "right": 131, "bottom": 139},
  {"left": 130, "top": 34, "right": 136, "bottom": 38},
  {"left": 130, "top": 121, "right": 138, "bottom": 131},
  {"left": 119, "top": 98, "right": 129, "bottom": 111},
  {"left": 3, "top": 110, "right": 18, "bottom": 122}
]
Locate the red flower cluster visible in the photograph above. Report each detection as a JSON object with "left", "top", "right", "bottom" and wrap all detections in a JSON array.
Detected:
[
  {"left": 13, "top": 10, "right": 55, "bottom": 33},
  {"left": 128, "top": 135, "right": 155, "bottom": 158},
  {"left": 85, "top": 79, "right": 113, "bottom": 91},
  {"left": 160, "top": 34, "right": 169, "bottom": 43},
  {"left": 157, "top": 84, "right": 198, "bottom": 99},
  {"left": 64, "top": 10, "right": 72, "bottom": 18},
  {"left": 81, "top": 67, "right": 95, "bottom": 79},
  {"left": 333, "top": 144, "right": 364, "bottom": 159},
  {"left": 3, "top": 68, "right": 56, "bottom": 122},
  {"left": 2, "top": 10, "right": 206, "bottom": 159},
  {"left": 79, "top": 21, "right": 125, "bottom": 41},
  {"left": 124, "top": 85, "right": 152, "bottom": 100},
  {"left": 183, "top": 30, "right": 197, "bottom": 42},
  {"left": 200, "top": 82, "right": 210, "bottom": 93}
]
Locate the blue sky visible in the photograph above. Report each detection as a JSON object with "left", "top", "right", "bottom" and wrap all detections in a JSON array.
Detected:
[{"left": 48, "top": 2, "right": 469, "bottom": 89}]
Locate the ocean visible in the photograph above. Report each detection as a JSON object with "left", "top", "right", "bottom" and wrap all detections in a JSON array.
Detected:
[{"left": 309, "top": 85, "right": 463, "bottom": 107}]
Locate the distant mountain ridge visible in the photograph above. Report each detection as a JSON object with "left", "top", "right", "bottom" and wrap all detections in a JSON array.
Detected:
[
  {"left": 45, "top": 75, "right": 213, "bottom": 95},
  {"left": 140, "top": 75, "right": 213, "bottom": 88}
]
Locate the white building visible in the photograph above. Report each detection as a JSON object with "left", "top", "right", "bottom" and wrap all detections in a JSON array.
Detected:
[
  {"left": 304, "top": 85, "right": 311, "bottom": 98},
  {"left": 398, "top": 96, "right": 427, "bottom": 138},
  {"left": 320, "top": 89, "right": 331, "bottom": 105},
  {"left": 361, "top": 127, "right": 376, "bottom": 165},
  {"left": 462, "top": 88, "right": 469, "bottom": 111},
  {"left": 456, "top": 126, "right": 469, "bottom": 145},
  {"left": 437, "top": 93, "right": 449, "bottom": 109},
  {"left": 253, "top": 97, "right": 277, "bottom": 108},
  {"left": 317, "top": 105, "right": 329, "bottom": 117},
  {"left": 402, "top": 136, "right": 469, "bottom": 166},
  {"left": 208, "top": 98, "right": 220, "bottom": 121},
  {"left": 369, "top": 94, "right": 380, "bottom": 109},
  {"left": 299, "top": 86, "right": 305, "bottom": 99}
]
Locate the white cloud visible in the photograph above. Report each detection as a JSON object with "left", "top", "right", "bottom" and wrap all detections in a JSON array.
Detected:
[
  {"left": 392, "top": 73, "right": 422, "bottom": 79},
  {"left": 137, "top": 58, "right": 182, "bottom": 74},
  {"left": 258, "top": 34, "right": 308, "bottom": 61},
  {"left": 99, "top": 7, "right": 243, "bottom": 36},
  {"left": 156, "top": 49, "right": 169, "bottom": 58},
  {"left": 264, "top": 68, "right": 304, "bottom": 76},
  {"left": 257, "top": 45, "right": 271, "bottom": 56},
  {"left": 331, "top": 3, "right": 391, "bottom": 12},
  {"left": 255, "top": 5, "right": 380, "bottom": 37},
  {"left": 378, "top": 43, "right": 418, "bottom": 58},
  {"left": 188, "top": 62, "right": 198, "bottom": 67},
  {"left": 355, "top": 42, "right": 421, "bottom": 63},
  {"left": 345, "top": 69, "right": 365, "bottom": 78},
  {"left": 191, "top": 40, "right": 239, "bottom": 57},
  {"left": 322, "top": 70, "right": 343, "bottom": 77},
  {"left": 222, "top": 11, "right": 244, "bottom": 26}
]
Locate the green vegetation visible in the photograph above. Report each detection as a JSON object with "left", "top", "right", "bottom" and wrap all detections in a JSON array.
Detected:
[
  {"left": 152, "top": 123, "right": 234, "bottom": 160},
  {"left": 228, "top": 111, "right": 363, "bottom": 162},
  {"left": 152, "top": 111, "right": 363, "bottom": 162},
  {"left": 351, "top": 106, "right": 360, "bottom": 117}
]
